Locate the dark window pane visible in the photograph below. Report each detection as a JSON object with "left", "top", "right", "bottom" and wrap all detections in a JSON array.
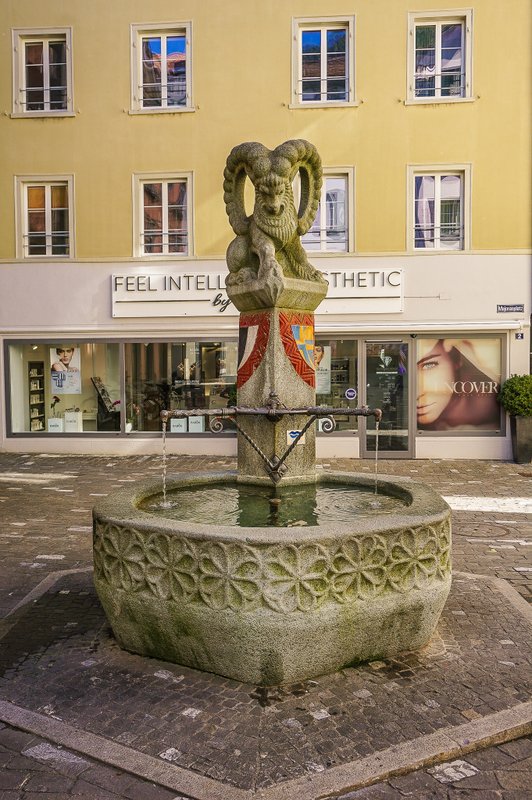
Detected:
[
  {"left": 143, "top": 183, "right": 162, "bottom": 206},
  {"left": 27, "top": 186, "right": 45, "bottom": 209},
  {"left": 442, "top": 24, "right": 462, "bottom": 49},
  {"left": 144, "top": 207, "right": 163, "bottom": 230},
  {"left": 52, "top": 233, "right": 69, "bottom": 255},
  {"left": 168, "top": 182, "right": 187, "bottom": 205},
  {"left": 302, "top": 30, "right": 321, "bottom": 54},
  {"left": 302, "top": 54, "right": 321, "bottom": 78},
  {"left": 415, "top": 77, "right": 435, "bottom": 97},
  {"left": 25, "top": 43, "right": 43, "bottom": 66},
  {"left": 327, "top": 29, "right": 346, "bottom": 53},
  {"left": 28, "top": 234, "right": 47, "bottom": 255},
  {"left": 415, "top": 25, "right": 435, "bottom": 49},
  {"left": 28, "top": 210, "right": 45, "bottom": 233},
  {"left": 327, "top": 78, "right": 347, "bottom": 101},
  {"left": 302, "top": 81, "right": 321, "bottom": 101},
  {"left": 51, "top": 185, "right": 68, "bottom": 209},
  {"left": 52, "top": 209, "right": 69, "bottom": 233},
  {"left": 49, "top": 41, "right": 66, "bottom": 65}
]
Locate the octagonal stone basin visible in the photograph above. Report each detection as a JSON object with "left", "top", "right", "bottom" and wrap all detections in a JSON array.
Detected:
[{"left": 93, "top": 471, "right": 451, "bottom": 686}]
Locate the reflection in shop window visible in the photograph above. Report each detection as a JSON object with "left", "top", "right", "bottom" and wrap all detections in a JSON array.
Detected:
[
  {"left": 315, "top": 339, "right": 358, "bottom": 432},
  {"left": 8, "top": 342, "right": 120, "bottom": 433},
  {"left": 124, "top": 341, "right": 238, "bottom": 433}
]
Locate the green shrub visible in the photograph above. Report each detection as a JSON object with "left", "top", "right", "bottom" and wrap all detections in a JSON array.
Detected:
[{"left": 499, "top": 374, "right": 532, "bottom": 417}]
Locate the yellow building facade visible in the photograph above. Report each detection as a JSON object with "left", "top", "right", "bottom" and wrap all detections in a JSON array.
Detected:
[{"left": 0, "top": 0, "right": 530, "bottom": 459}]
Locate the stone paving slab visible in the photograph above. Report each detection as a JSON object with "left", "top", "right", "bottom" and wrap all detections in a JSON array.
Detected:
[{"left": 0, "top": 453, "right": 530, "bottom": 799}]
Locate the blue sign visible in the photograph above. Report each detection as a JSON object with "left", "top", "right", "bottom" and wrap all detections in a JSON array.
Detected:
[{"left": 345, "top": 388, "right": 357, "bottom": 400}]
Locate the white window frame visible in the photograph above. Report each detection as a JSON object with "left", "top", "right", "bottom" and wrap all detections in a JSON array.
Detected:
[
  {"left": 299, "top": 168, "right": 355, "bottom": 253},
  {"left": 406, "top": 10, "right": 473, "bottom": 104},
  {"left": 407, "top": 164, "right": 471, "bottom": 252},
  {"left": 15, "top": 174, "right": 75, "bottom": 259},
  {"left": 130, "top": 22, "right": 193, "bottom": 114},
  {"left": 12, "top": 27, "right": 74, "bottom": 117},
  {"left": 291, "top": 16, "right": 356, "bottom": 107},
  {"left": 133, "top": 172, "right": 193, "bottom": 257}
]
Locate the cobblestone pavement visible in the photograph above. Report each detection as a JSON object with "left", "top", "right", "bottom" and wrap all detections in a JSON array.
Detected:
[{"left": 0, "top": 453, "right": 530, "bottom": 799}]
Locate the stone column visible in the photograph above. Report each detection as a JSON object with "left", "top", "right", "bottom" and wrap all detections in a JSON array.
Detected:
[{"left": 229, "top": 277, "right": 327, "bottom": 485}]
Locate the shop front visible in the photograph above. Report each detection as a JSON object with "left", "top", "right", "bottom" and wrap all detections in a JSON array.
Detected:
[{"left": 0, "top": 254, "right": 529, "bottom": 460}]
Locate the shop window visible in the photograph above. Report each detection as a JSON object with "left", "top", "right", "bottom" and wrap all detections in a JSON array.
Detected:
[
  {"left": 131, "top": 23, "right": 193, "bottom": 112},
  {"left": 7, "top": 342, "right": 120, "bottom": 434},
  {"left": 416, "top": 337, "right": 502, "bottom": 433},
  {"left": 409, "top": 166, "right": 470, "bottom": 251},
  {"left": 124, "top": 341, "right": 238, "bottom": 433},
  {"left": 12, "top": 28, "right": 73, "bottom": 116},
  {"left": 292, "top": 17, "right": 355, "bottom": 106},
  {"left": 407, "top": 11, "right": 473, "bottom": 103},
  {"left": 301, "top": 172, "right": 353, "bottom": 252},
  {"left": 134, "top": 174, "right": 192, "bottom": 256},
  {"left": 315, "top": 339, "right": 358, "bottom": 432},
  {"left": 16, "top": 176, "right": 74, "bottom": 258}
]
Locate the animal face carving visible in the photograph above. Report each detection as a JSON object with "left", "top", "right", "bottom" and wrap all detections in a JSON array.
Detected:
[{"left": 223, "top": 140, "right": 327, "bottom": 288}]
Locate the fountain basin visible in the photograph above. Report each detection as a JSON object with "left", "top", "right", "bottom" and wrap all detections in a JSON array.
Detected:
[{"left": 93, "top": 471, "right": 451, "bottom": 685}]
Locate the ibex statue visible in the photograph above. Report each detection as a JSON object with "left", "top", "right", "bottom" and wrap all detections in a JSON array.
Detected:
[{"left": 223, "top": 140, "right": 327, "bottom": 289}]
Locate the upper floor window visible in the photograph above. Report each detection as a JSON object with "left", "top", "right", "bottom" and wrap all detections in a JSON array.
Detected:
[
  {"left": 302, "top": 173, "right": 352, "bottom": 252},
  {"left": 16, "top": 176, "right": 74, "bottom": 258},
  {"left": 410, "top": 166, "right": 470, "bottom": 251},
  {"left": 292, "top": 17, "right": 355, "bottom": 106},
  {"left": 131, "top": 23, "right": 193, "bottom": 112},
  {"left": 134, "top": 174, "right": 192, "bottom": 256},
  {"left": 408, "top": 11, "right": 473, "bottom": 102},
  {"left": 12, "top": 28, "right": 73, "bottom": 116}
]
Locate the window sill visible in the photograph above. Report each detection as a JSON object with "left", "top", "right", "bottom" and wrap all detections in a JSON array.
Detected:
[
  {"left": 129, "top": 107, "right": 196, "bottom": 116},
  {"left": 288, "top": 101, "right": 359, "bottom": 110},
  {"left": 19, "top": 255, "right": 73, "bottom": 261},
  {"left": 404, "top": 97, "right": 475, "bottom": 106},
  {"left": 11, "top": 111, "right": 76, "bottom": 119},
  {"left": 408, "top": 248, "right": 471, "bottom": 255},
  {"left": 132, "top": 253, "right": 192, "bottom": 259}
]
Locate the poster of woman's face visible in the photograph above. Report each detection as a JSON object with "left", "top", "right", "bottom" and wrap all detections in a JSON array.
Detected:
[
  {"left": 315, "top": 344, "right": 331, "bottom": 394},
  {"left": 50, "top": 346, "right": 81, "bottom": 394},
  {"left": 416, "top": 338, "right": 501, "bottom": 431}
]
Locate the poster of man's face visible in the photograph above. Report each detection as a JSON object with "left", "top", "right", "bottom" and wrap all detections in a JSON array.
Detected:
[{"left": 50, "top": 346, "right": 81, "bottom": 394}]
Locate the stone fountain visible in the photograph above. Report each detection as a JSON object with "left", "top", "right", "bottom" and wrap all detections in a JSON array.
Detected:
[{"left": 93, "top": 140, "right": 451, "bottom": 686}]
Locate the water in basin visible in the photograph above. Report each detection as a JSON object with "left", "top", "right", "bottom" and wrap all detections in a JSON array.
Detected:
[{"left": 139, "top": 481, "right": 407, "bottom": 527}]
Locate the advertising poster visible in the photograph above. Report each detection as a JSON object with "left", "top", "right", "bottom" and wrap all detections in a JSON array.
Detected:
[
  {"left": 315, "top": 344, "right": 331, "bottom": 394},
  {"left": 50, "top": 345, "right": 82, "bottom": 394},
  {"left": 416, "top": 338, "right": 501, "bottom": 431}
]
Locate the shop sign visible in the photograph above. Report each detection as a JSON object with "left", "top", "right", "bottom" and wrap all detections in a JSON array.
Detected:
[
  {"left": 111, "top": 268, "right": 404, "bottom": 318},
  {"left": 497, "top": 304, "right": 524, "bottom": 313}
]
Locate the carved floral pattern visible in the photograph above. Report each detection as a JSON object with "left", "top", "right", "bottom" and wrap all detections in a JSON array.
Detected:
[{"left": 93, "top": 518, "right": 451, "bottom": 614}]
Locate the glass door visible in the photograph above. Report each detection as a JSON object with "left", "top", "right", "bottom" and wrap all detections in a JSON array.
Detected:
[{"left": 361, "top": 340, "right": 412, "bottom": 458}]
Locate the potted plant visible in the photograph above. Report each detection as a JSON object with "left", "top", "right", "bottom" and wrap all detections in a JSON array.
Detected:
[{"left": 499, "top": 374, "right": 532, "bottom": 463}]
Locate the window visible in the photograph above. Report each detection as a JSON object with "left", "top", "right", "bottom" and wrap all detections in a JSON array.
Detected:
[
  {"left": 407, "top": 11, "right": 473, "bottom": 102},
  {"left": 134, "top": 174, "right": 192, "bottom": 256},
  {"left": 409, "top": 166, "right": 470, "bottom": 251},
  {"left": 315, "top": 339, "right": 358, "bottom": 432},
  {"left": 125, "top": 342, "right": 238, "bottom": 432},
  {"left": 16, "top": 176, "right": 74, "bottom": 258},
  {"left": 292, "top": 17, "right": 355, "bottom": 106},
  {"left": 300, "top": 171, "right": 353, "bottom": 252},
  {"left": 7, "top": 342, "right": 120, "bottom": 434},
  {"left": 12, "top": 28, "right": 73, "bottom": 116},
  {"left": 131, "top": 23, "right": 192, "bottom": 112}
]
